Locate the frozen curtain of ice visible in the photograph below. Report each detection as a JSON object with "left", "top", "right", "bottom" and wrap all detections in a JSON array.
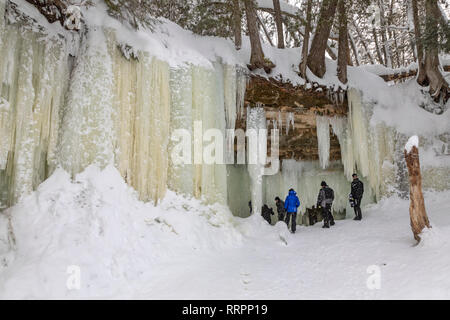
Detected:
[
  {"left": 0, "top": 4, "right": 247, "bottom": 208},
  {"left": 1, "top": 1, "right": 448, "bottom": 215}
]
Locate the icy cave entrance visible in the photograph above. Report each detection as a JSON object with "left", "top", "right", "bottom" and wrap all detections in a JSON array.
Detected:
[{"left": 226, "top": 161, "right": 376, "bottom": 225}]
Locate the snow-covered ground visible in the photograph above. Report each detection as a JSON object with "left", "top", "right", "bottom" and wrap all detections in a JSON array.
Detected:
[{"left": 0, "top": 166, "right": 449, "bottom": 300}]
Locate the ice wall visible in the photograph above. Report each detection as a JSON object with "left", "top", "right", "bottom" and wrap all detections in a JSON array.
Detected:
[
  {"left": 167, "top": 62, "right": 246, "bottom": 205},
  {"left": 0, "top": 4, "right": 247, "bottom": 208},
  {"left": 58, "top": 27, "right": 115, "bottom": 176},
  {"left": 344, "top": 88, "right": 450, "bottom": 200},
  {"left": 0, "top": 11, "right": 69, "bottom": 206},
  {"left": 106, "top": 29, "right": 171, "bottom": 204}
]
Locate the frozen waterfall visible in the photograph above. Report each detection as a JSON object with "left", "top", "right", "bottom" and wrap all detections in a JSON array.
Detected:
[{"left": 0, "top": 6, "right": 248, "bottom": 208}]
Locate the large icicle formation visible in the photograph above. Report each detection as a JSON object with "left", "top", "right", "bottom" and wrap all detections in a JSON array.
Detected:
[
  {"left": 0, "top": 3, "right": 69, "bottom": 206},
  {"left": 0, "top": 3, "right": 247, "bottom": 207},
  {"left": 316, "top": 116, "right": 331, "bottom": 169},
  {"left": 1, "top": 1, "right": 448, "bottom": 217},
  {"left": 246, "top": 106, "right": 267, "bottom": 215}
]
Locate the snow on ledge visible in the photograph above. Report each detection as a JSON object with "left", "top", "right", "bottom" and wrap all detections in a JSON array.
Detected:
[{"left": 405, "top": 135, "right": 419, "bottom": 153}]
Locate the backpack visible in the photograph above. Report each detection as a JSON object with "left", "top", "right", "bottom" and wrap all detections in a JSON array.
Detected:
[
  {"left": 349, "top": 193, "right": 355, "bottom": 207},
  {"left": 324, "top": 187, "right": 334, "bottom": 201}
]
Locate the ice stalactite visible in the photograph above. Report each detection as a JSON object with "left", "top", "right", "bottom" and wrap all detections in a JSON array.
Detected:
[
  {"left": 0, "top": 16, "right": 69, "bottom": 206},
  {"left": 286, "top": 112, "right": 295, "bottom": 135},
  {"left": 246, "top": 107, "right": 267, "bottom": 215},
  {"left": 329, "top": 116, "right": 354, "bottom": 180},
  {"left": 346, "top": 88, "right": 396, "bottom": 201},
  {"left": 278, "top": 111, "right": 283, "bottom": 135},
  {"left": 236, "top": 66, "right": 248, "bottom": 120},
  {"left": 223, "top": 64, "right": 237, "bottom": 130},
  {"left": 347, "top": 89, "right": 370, "bottom": 178},
  {"left": 316, "top": 116, "right": 331, "bottom": 170}
]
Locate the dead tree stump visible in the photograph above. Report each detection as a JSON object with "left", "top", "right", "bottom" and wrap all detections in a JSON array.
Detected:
[{"left": 404, "top": 136, "right": 431, "bottom": 243}]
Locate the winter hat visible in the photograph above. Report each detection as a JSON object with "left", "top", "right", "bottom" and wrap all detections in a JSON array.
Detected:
[{"left": 321, "top": 181, "right": 327, "bottom": 187}]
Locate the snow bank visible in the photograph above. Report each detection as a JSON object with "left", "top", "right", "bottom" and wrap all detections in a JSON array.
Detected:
[{"left": 0, "top": 165, "right": 247, "bottom": 298}]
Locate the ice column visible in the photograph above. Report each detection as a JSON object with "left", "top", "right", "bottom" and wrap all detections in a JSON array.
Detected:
[
  {"left": 329, "top": 116, "right": 354, "bottom": 180},
  {"left": 58, "top": 27, "right": 115, "bottom": 176},
  {"left": 246, "top": 107, "right": 267, "bottom": 215},
  {"left": 167, "top": 66, "right": 194, "bottom": 196},
  {"left": 316, "top": 115, "right": 331, "bottom": 169}
]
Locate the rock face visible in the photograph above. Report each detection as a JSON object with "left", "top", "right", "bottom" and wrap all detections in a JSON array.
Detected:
[{"left": 238, "top": 75, "right": 348, "bottom": 161}]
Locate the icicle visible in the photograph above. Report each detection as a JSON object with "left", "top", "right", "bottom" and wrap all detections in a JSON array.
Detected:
[
  {"left": 286, "top": 112, "right": 295, "bottom": 135},
  {"left": 236, "top": 66, "right": 247, "bottom": 119},
  {"left": 316, "top": 116, "right": 331, "bottom": 170},
  {"left": 278, "top": 111, "right": 283, "bottom": 135},
  {"left": 246, "top": 107, "right": 267, "bottom": 215},
  {"left": 223, "top": 64, "right": 237, "bottom": 130},
  {"left": 329, "top": 116, "right": 354, "bottom": 180},
  {"left": 339, "top": 91, "right": 345, "bottom": 105}
]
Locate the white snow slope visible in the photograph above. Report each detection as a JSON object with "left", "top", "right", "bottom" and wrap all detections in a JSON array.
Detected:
[{"left": 0, "top": 166, "right": 449, "bottom": 300}]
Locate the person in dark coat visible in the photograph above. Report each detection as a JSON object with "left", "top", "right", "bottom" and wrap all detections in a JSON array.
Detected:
[
  {"left": 316, "top": 181, "right": 335, "bottom": 228},
  {"left": 261, "top": 204, "right": 274, "bottom": 224},
  {"left": 351, "top": 174, "right": 364, "bottom": 220},
  {"left": 275, "top": 197, "right": 286, "bottom": 223},
  {"left": 284, "top": 189, "right": 300, "bottom": 233}
]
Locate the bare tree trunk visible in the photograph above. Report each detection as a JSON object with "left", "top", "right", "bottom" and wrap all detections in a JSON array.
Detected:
[
  {"left": 404, "top": 137, "right": 431, "bottom": 243},
  {"left": 257, "top": 13, "right": 275, "bottom": 46},
  {"left": 307, "top": 0, "right": 339, "bottom": 78},
  {"left": 388, "top": 0, "right": 401, "bottom": 68},
  {"left": 378, "top": 0, "right": 392, "bottom": 68},
  {"left": 337, "top": 0, "right": 348, "bottom": 84},
  {"left": 326, "top": 45, "right": 338, "bottom": 60},
  {"left": 373, "top": 27, "right": 385, "bottom": 65},
  {"left": 407, "top": 0, "right": 418, "bottom": 62},
  {"left": 349, "top": 32, "right": 360, "bottom": 66},
  {"left": 353, "top": 21, "right": 375, "bottom": 64},
  {"left": 273, "top": 0, "right": 285, "bottom": 49},
  {"left": 232, "top": 0, "right": 242, "bottom": 50},
  {"left": 421, "top": 0, "right": 449, "bottom": 102},
  {"left": 299, "top": 0, "right": 313, "bottom": 79},
  {"left": 245, "top": 0, "right": 274, "bottom": 73},
  {"left": 412, "top": 0, "right": 427, "bottom": 83}
]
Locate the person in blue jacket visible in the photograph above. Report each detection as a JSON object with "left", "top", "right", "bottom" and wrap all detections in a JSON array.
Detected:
[{"left": 284, "top": 189, "right": 300, "bottom": 233}]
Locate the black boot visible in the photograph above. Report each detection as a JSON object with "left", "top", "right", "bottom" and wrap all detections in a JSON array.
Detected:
[
  {"left": 330, "top": 220, "right": 335, "bottom": 226},
  {"left": 322, "top": 224, "right": 330, "bottom": 228}
]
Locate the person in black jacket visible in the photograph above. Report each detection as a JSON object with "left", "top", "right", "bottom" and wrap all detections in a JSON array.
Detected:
[
  {"left": 261, "top": 204, "right": 274, "bottom": 224},
  {"left": 274, "top": 197, "right": 286, "bottom": 223},
  {"left": 316, "top": 181, "right": 335, "bottom": 228},
  {"left": 351, "top": 174, "right": 364, "bottom": 220}
]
